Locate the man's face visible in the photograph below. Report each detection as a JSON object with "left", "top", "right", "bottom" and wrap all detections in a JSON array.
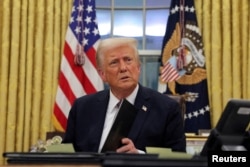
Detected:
[{"left": 98, "top": 45, "right": 141, "bottom": 93}]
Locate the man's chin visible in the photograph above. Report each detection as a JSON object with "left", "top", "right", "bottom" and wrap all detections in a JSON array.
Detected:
[{"left": 119, "top": 82, "right": 137, "bottom": 90}]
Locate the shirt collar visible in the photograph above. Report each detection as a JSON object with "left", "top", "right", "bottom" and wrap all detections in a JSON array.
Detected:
[
  {"left": 109, "top": 84, "right": 139, "bottom": 105},
  {"left": 108, "top": 91, "right": 120, "bottom": 113},
  {"left": 125, "top": 84, "right": 139, "bottom": 105}
]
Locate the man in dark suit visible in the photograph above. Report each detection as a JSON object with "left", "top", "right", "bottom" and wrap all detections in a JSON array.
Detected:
[{"left": 63, "top": 37, "right": 186, "bottom": 153}]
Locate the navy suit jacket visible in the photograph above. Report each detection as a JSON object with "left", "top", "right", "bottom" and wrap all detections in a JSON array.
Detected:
[{"left": 63, "top": 84, "right": 186, "bottom": 152}]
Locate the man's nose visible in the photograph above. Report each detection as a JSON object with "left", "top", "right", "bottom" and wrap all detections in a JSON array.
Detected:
[{"left": 119, "top": 60, "right": 127, "bottom": 71}]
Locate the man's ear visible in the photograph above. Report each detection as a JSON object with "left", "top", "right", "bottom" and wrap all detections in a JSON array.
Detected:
[{"left": 98, "top": 68, "right": 106, "bottom": 82}]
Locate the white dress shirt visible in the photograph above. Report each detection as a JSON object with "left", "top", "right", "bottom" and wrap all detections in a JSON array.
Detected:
[{"left": 98, "top": 84, "right": 139, "bottom": 152}]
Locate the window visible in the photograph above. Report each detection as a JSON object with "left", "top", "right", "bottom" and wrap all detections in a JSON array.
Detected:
[{"left": 95, "top": 0, "right": 171, "bottom": 90}]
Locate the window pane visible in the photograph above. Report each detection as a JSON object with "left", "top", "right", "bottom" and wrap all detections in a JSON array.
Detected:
[
  {"left": 145, "top": 9, "right": 168, "bottom": 50},
  {"left": 96, "top": 10, "right": 111, "bottom": 39},
  {"left": 96, "top": 0, "right": 111, "bottom": 7},
  {"left": 114, "top": 10, "right": 143, "bottom": 37},
  {"left": 114, "top": 0, "right": 143, "bottom": 7},
  {"left": 146, "top": 0, "right": 171, "bottom": 7},
  {"left": 113, "top": 10, "right": 143, "bottom": 49},
  {"left": 140, "top": 56, "right": 160, "bottom": 90}
]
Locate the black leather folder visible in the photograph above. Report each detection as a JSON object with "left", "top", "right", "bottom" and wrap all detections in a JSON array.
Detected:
[{"left": 101, "top": 99, "right": 138, "bottom": 152}]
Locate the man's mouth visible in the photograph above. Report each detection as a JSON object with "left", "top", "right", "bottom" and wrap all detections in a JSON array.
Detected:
[{"left": 120, "top": 76, "right": 129, "bottom": 80}]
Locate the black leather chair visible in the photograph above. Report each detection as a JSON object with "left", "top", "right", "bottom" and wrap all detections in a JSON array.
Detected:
[
  {"left": 46, "top": 131, "right": 65, "bottom": 140},
  {"left": 165, "top": 94, "right": 186, "bottom": 125}
]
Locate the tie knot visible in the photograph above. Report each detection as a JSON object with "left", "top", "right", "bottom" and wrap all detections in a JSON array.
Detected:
[{"left": 116, "top": 100, "right": 122, "bottom": 109}]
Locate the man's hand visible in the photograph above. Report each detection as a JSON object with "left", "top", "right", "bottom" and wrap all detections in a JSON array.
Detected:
[{"left": 116, "top": 138, "right": 139, "bottom": 153}]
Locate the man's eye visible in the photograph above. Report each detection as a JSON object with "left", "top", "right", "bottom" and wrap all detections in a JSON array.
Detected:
[
  {"left": 126, "top": 58, "right": 132, "bottom": 62},
  {"left": 110, "top": 61, "right": 117, "bottom": 65}
]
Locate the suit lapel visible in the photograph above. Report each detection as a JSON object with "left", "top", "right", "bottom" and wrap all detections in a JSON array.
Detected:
[
  {"left": 89, "top": 90, "right": 110, "bottom": 151},
  {"left": 128, "top": 85, "right": 151, "bottom": 141}
]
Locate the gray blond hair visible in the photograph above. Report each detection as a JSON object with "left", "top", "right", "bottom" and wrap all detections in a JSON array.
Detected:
[{"left": 96, "top": 37, "right": 140, "bottom": 68}]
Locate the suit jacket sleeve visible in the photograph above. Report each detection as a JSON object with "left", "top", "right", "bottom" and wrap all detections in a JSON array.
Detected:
[{"left": 131, "top": 87, "right": 186, "bottom": 152}]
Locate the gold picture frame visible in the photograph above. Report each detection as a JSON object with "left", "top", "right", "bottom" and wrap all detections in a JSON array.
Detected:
[{"left": 185, "top": 134, "right": 208, "bottom": 155}]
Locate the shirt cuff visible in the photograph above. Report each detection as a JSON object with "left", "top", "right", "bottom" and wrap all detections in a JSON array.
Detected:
[{"left": 137, "top": 149, "right": 146, "bottom": 154}]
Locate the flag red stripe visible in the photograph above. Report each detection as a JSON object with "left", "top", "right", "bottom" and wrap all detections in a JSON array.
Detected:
[
  {"left": 53, "top": 103, "right": 68, "bottom": 130},
  {"left": 64, "top": 42, "right": 97, "bottom": 94},
  {"left": 161, "top": 63, "right": 179, "bottom": 82},
  {"left": 162, "top": 72, "right": 179, "bottom": 82},
  {"left": 58, "top": 71, "right": 76, "bottom": 105},
  {"left": 85, "top": 46, "right": 98, "bottom": 68},
  {"left": 162, "top": 68, "right": 178, "bottom": 81}
]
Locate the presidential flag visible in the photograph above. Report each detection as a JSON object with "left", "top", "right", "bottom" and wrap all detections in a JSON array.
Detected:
[
  {"left": 159, "top": 0, "right": 211, "bottom": 133},
  {"left": 53, "top": 0, "right": 104, "bottom": 131}
]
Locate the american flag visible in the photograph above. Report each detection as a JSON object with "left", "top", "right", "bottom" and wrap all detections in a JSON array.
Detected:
[
  {"left": 161, "top": 56, "right": 186, "bottom": 82},
  {"left": 53, "top": 0, "right": 104, "bottom": 131}
]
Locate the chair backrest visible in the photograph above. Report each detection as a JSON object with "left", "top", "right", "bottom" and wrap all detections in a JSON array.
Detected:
[
  {"left": 165, "top": 94, "right": 186, "bottom": 125},
  {"left": 46, "top": 131, "right": 65, "bottom": 140}
]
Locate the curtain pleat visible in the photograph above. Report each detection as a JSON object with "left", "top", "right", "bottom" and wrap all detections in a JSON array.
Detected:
[
  {"left": 241, "top": 0, "right": 249, "bottom": 98},
  {"left": 232, "top": 1, "right": 241, "bottom": 98},
  {"left": 40, "top": 0, "right": 54, "bottom": 141},
  {"left": 221, "top": 0, "right": 232, "bottom": 106},
  {"left": 0, "top": 0, "right": 11, "bottom": 161},
  {"left": 210, "top": 0, "right": 223, "bottom": 125},
  {"left": 17, "top": 0, "right": 28, "bottom": 152},
  {"left": 22, "top": 0, "right": 35, "bottom": 152},
  {"left": 31, "top": 0, "right": 45, "bottom": 144},
  {"left": 0, "top": 0, "right": 250, "bottom": 164},
  {"left": 200, "top": 0, "right": 212, "bottom": 108},
  {"left": 248, "top": 1, "right": 250, "bottom": 99},
  {"left": 53, "top": 0, "right": 64, "bottom": 105}
]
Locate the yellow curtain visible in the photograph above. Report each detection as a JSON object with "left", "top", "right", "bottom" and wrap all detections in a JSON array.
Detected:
[
  {"left": 0, "top": 0, "right": 250, "bottom": 165},
  {"left": 196, "top": 0, "right": 250, "bottom": 127},
  {"left": 0, "top": 0, "right": 72, "bottom": 164}
]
